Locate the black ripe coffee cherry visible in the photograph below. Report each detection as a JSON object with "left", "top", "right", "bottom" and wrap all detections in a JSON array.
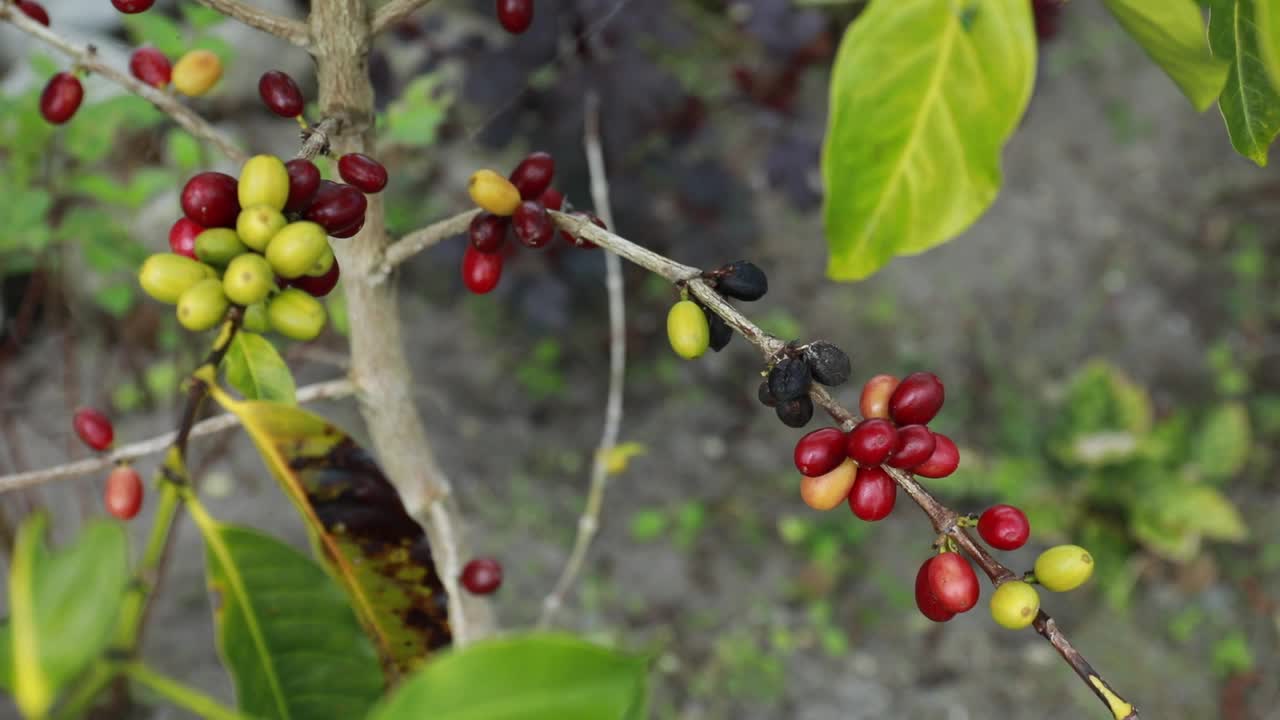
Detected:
[
  {"left": 803, "top": 341, "right": 850, "bottom": 386},
  {"left": 715, "top": 260, "right": 768, "bottom": 301},
  {"left": 775, "top": 395, "right": 813, "bottom": 428},
  {"left": 757, "top": 380, "right": 778, "bottom": 408},
  {"left": 767, "top": 356, "right": 811, "bottom": 402},
  {"left": 703, "top": 303, "right": 732, "bottom": 352}
]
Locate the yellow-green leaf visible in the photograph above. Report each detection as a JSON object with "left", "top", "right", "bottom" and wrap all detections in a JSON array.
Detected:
[
  {"left": 601, "top": 442, "right": 647, "bottom": 476},
  {"left": 1102, "top": 0, "right": 1228, "bottom": 110},
  {"left": 223, "top": 332, "right": 296, "bottom": 403},
  {"left": 1260, "top": 0, "right": 1280, "bottom": 92},
  {"left": 821, "top": 0, "right": 1036, "bottom": 280},
  {"left": 1209, "top": 0, "right": 1280, "bottom": 165},
  {"left": 1192, "top": 401, "right": 1252, "bottom": 481},
  {"left": 207, "top": 387, "right": 450, "bottom": 678},
  {"left": 1131, "top": 485, "right": 1247, "bottom": 562}
]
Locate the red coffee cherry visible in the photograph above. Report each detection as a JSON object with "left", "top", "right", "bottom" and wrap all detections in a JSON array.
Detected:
[
  {"left": 889, "top": 371, "right": 946, "bottom": 426},
  {"left": 846, "top": 418, "right": 898, "bottom": 467},
  {"left": 460, "top": 557, "right": 503, "bottom": 594},
  {"left": 17, "top": 1, "right": 50, "bottom": 26},
  {"left": 469, "top": 213, "right": 509, "bottom": 254},
  {"left": 927, "top": 551, "right": 980, "bottom": 614},
  {"left": 258, "top": 70, "right": 304, "bottom": 118},
  {"left": 793, "top": 427, "right": 847, "bottom": 478},
  {"left": 512, "top": 200, "right": 554, "bottom": 248},
  {"left": 562, "top": 211, "right": 604, "bottom": 249},
  {"left": 495, "top": 0, "right": 533, "bottom": 34},
  {"left": 914, "top": 557, "right": 955, "bottom": 623},
  {"left": 509, "top": 151, "right": 555, "bottom": 199},
  {"left": 73, "top": 407, "right": 114, "bottom": 451},
  {"left": 129, "top": 47, "right": 171, "bottom": 88},
  {"left": 913, "top": 432, "right": 959, "bottom": 478},
  {"left": 168, "top": 218, "right": 204, "bottom": 259},
  {"left": 338, "top": 153, "right": 389, "bottom": 194},
  {"left": 462, "top": 244, "right": 503, "bottom": 294},
  {"left": 848, "top": 465, "right": 896, "bottom": 521},
  {"left": 181, "top": 172, "right": 240, "bottom": 228},
  {"left": 291, "top": 260, "right": 340, "bottom": 298},
  {"left": 858, "top": 374, "right": 900, "bottom": 419},
  {"left": 886, "top": 424, "right": 935, "bottom": 470},
  {"left": 538, "top": 187, "right": 564, "bottom": 211},
  {"left": 40, "top": 72, "right": 83, "bottom": 125},
  {"left": 977, "top": 504, "right": 1031, "bottom": 551},
  {"left": 304, "top": 181, "right": 368, "bottom": 233},
  {"left": 111, "top": 0, "right": 155, "bottom": 13},
  {"left": 329, "top": 217, "right": 365, "bottom": 239},
  {"left": 105, "top": 465, "right": 144, "bottom": 521},
  {"left": 284, "top": 158, "right": 321, "bottom": 213}
]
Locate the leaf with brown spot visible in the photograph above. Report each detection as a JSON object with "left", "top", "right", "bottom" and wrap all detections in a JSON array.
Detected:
[{"left": 208, "top": 385, "right": 451, "bottom": 678}]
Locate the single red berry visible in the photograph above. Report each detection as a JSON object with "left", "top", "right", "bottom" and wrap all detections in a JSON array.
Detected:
[
  {"left": 977, "top": 504, "right": 1030, "bottom": 551},
  {"left": 509, "top": 151, "right": 555, "bottom": 199},
  {"left": 512, "top": 200, "right": 554, "bottom": 248},
  {"left": 168, "top": 217, "right": 204, "bottom": 259},
  {"left": 338, "top": 153, "right": 388, "bottom": 194},
  {"left": 846, "top": 418, "right": 898, "bottom": 467},
  {"left": 105, "top": 465, "right": 144, "bottom": 520},
  {"left": 927, "top": 551, "right": 980, "bottom": 614},
  {"left": 793, "top": 427, "right": 847, "bottom": 477},
  {"left": 181, "top": 172, "right": 240, "bottom": 228},
  {"left": 460, "top": 557, "right": 503, "bottom": 594},
  {"left": 469, "top": 213, "right": 509, "bottom": 254},
  {"left": 495, "top": 0, "right": 533, "bottom": 34},
  {"left": 111, "top": 0, "right": 154, "bottom": 13},
  {"left": 462, "top": 244, "right": 503, "bottom": 294},
  {"left": 304, "top": 181, "right": 367, "bottom": 233},
  {"left": 538, "top": 187, "right": 564, "bottom": 211},
  {"left": 889, "top": 371, "right": 945, "bottom": 426},
  {"left": 129, "top": 47, "right": 171, "bottom": 88},
  {"left": 73, "top": 407, "right": 114, "bottom": 451},
  {"left": 257, "top": 70, "right": 304, "bottom": 118},
  {"left": 40, "top": 72, "right": 83, "bottom": 125},
  {"left": 284, "top": 158, "right": 321, "bottom": 213},
  {"left": 848, "top": 465, "right": 896, "bottom": 521},
  {"left": 291, "top": 260, "right": 340, "bottom": 297},
  {"left": 915, "top": 557, "right": 955, "bottom": 623},
  {"left": 859, "top": 374, "right": 900, "bottom": 419},
  {"left": 17, "top": 0, "right": 50, "bottom": 26},
  {"left": 561, "top": 211, "right": 604, "bottom": 249},
  {"left": 330, "top": 217, "right": 365, "bottom": 239},
  {"left": 886, "top": 424, "right": 935, "bottom": 470},
  {"left": 913, "top": 432, "right": 959, "bottom": 478}
]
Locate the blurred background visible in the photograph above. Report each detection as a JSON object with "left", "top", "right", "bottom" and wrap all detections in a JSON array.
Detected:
[{"left": 1, "top": 0, "right": 1278, "bottom": 718}]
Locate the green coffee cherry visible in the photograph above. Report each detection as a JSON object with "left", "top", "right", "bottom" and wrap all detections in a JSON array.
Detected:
[
  {"left": 307, "top": 244, "right": 335, "bottom": 277},
  {"left": 236, "top": 205, "right": 287, "bottom": 251},
  {"left": 266, "top": 221, "right": 328, "bottom": 279},
  {"left": 222, "top": 253, "right": 275, "bottom": 306},
  {"left": 1033, "top": 544, "right": 1094, "bottom": 592},
  {"left": 989, "top": 581, "right": 1040, "bottom": 629},
  {"left": 268, "top": 288, "right": 326, "bottom": 340},
  {"left": 238, "top": 154, "right": 290, "bottom": 212},
  {"left": 243, "top": 302, "right": 269, "bottom": 333},
  {"left": 176, "top": 278, "right": 229, "bottom": 331},
  {"left": 194, "top": 228, "right": 247, "bottom": 266},
  {"left": 138, "top": 253, "right": 214, "bottom": 304},
  {"left": 667, "top": 299, "right": 710, "bottom": 359}
]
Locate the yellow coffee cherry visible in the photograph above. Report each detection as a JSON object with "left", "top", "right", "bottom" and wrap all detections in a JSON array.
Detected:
[
  {"left": 222, "top": 253, "right": 275, "bottom": 306},
  {"left": 1034, "top": 544, "right": 1094, "bottom": 592},
  {"left": 467, "top": 169, "right": 521, "bottom": 215},
  {"left": 172, "top": 49, "right": 222, "bottom": 97},
  {"left": 176, "top": 278, "right": 229, "bottom": 331},
  {"left": 243, "top": 302, "right": 270, "bottom": 333},
  {"left": 799, "top": 458, "right": 857, "bottom": 511},
  {"left": 265, "top": 221, "right": 328, "bottom": 279},
  {"left": 194, "top": 228, "right": 247, "bottom": 266},
  {"left": 236, "top": 205, "right": 287, "bottom": 251},
  {"left": 306, "top": 244, "right": 335, "bottom": 277},
  {"left": 667, "top": 300, "right": 710, "bottom": 359},
  {"left": 268, "top": 288, "right": 326, "bottom": 341},
  {"left": 990, "top": 581, "right": 1040, "bottom": 629},
  {"left": 238, "top": 155, "right": 291, "bottom": 212},
  {"left": 138, "top": 253, "right": 215, "bottom": 304}
]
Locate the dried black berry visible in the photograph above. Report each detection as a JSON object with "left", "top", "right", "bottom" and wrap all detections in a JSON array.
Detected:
[
  {"left": 707, "top": 308, "right": 733, "bottom": 351},
  {"left": 767, "top": 356, "right": 811, "bottom": 402},
  {"left": 803, "top": 341, "right": 851, "bottom": 386},
  {"left": 775, "top": 396, "right": 813, "bottom": 428},
  {"left": 715, "top": 261, "right": 768, "bottom": 301},
  {"left": 757, "top": 380, "right": 777, "bottom": 407}
]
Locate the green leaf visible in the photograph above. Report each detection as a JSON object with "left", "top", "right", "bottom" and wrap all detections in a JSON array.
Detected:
[
  {"left": 0, "top": 186, "right": 52, "bottom": 253},
  {"left": 1131, "top": 484, "right": 1247, "bottom": 561},
  {"left": 1259, "top": 0, "right": 1280, "bottom": 91},
  {"left": 1102, "top": 0, "right": 1228, "bottom": 110},
  {"left": 6, "top": 514, "right": 128, "bottom": 718},
  {"left": 94, "top": 284, "right": 137, "bottom": 317},
  {"left": 69, "top": 169, "right": 173, "bottom": 209},
  {"left": 63, "top": 96, "right": 163, "bottom": 164},
  {"left": 167, "top": 129, "right": 204, "bottom": 172},
  {"left": 821, "top": 0, "right": 1036, "bottom": 280},
  {"left": 181, "top": 3, "right": 228, "bottom": 30},
  {"left": 206, "top": 387, "right": 452, "bottom": 678},
  {"left": 186, "top": 507, "right": 385, "bottom": 720},
  {"left": 1047, "top": 360, "right": 1153, "bottom": 467},
  {"left": 1192, "top": 401, "right": 1251, "bottom": 480},
  {"left": 122, "top": 12, "right": 187, "bottom": 58},
  {"left": 224, "top": 333, "right": 296, "bottom": 403},
  {"left": 1209, "top": 0, "right": 1280, "bottom": 165},
  {"left": 368, "top": 633, "right": 649, "bottom": 720},
  {"left": 381, "top": 73, "right": 453, "bottom": 148}
]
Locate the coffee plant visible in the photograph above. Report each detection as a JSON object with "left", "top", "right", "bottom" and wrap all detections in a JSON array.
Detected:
[{"left": 1, "top": 0, "right": 1277, "bottom": 718}]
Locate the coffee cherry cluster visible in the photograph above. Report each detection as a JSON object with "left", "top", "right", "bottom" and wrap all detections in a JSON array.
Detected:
[
  {"left": 756, "top": 338, "right": 849, "bottom": 428},
  {"left": 460, "top": 557, "right": 503, "bottom": 595},
  {"left": 665, "top": 261, "right": 770, "bottom": 360},
  {"left": 463, "top": 152, "right": 603, "bottom": 294},
  {"left": 496, "top": 0, "right": 534, "bottom": 34}
]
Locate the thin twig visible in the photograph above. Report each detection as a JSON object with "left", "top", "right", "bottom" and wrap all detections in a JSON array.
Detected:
[
  {"left": 370, "top": 0, "right": 434, "bottom": 36},
  {"left": 373, "top": 208, "right": 482, "bottom": 284},
  {"left": 192, "top": 0, "right": 309, "bottom": 46},
  {"left": 0, "top": 379, "right": 354, "bottom": 494},
  {"left": 298, "top": 117, "right": 339, "bottom": 161},
  {"left": 539, "top": 91, "right": 626, "bottom": 627},
  {"left": 0, "top": 5, "right": 247, "bottom": 164}
]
